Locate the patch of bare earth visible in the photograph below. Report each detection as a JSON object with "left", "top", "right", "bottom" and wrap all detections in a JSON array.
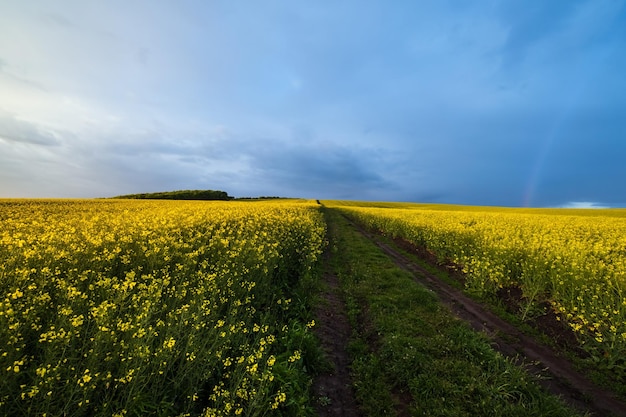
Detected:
[
  {"left": 356, "top": 225, "right": 626, "bottom": 417},
  {"left": 311, "top": 252, "right": 362, "bottom": 417}
]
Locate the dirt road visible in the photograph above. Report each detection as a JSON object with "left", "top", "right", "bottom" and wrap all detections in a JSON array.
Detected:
[
  {"left": 312, "top": 213, "right": 626, "bottom": 416},
  {"left": 357, "top": 224, "right": 626, "bottom": 417}
]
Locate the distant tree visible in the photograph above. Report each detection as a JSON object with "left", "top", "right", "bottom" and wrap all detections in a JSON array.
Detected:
[{"left": 112, "top": 189, "right": 233, "bottom": 200}]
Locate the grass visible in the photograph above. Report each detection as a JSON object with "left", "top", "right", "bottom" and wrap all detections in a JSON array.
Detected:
[
  {"left": 321, "top": 207, "right": 583, "bottom": 417},
  {"left": 367, "top": 222, "right": 626, "bottom": 402}
]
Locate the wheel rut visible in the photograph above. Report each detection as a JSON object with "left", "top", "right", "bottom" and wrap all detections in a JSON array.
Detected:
[
  {"left": 311, "top": 247, "right": 362, "bottom": 416},
  {"left": 352, "top": 223, "right": 626, "bottom": 417}
]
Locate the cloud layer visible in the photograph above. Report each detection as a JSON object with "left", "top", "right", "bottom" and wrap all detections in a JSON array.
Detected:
[{"left": 1, "top": 0, "right": 625, "bottom": 206}]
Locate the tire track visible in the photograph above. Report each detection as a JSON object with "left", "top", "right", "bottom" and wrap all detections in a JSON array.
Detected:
[
  {"left": 311, "top": 220, "right": 362, "bottom": 417},
  {"left": 352, "top": 222, "right": 626, "bottom": 417}
]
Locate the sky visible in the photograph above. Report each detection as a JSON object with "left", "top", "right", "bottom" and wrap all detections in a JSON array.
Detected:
[{"left": 1, "top": 0, "right": 625, "bottom": 207}]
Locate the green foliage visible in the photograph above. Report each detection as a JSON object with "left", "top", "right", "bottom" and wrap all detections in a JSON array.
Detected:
[{"left": 112, "top": 189, "right": 233, "bottom": 200}]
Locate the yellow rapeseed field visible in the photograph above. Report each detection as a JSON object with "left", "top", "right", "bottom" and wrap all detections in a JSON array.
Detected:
[
  {"left": 0, "top": 199, "right": 325, "bottom": 417},
  {"left": 326, "top": 201, "right": 626, "bottom": 369}
]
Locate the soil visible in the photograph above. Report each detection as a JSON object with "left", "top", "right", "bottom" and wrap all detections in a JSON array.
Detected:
[{"left": 311, "top": 249, "right": 362, "bottom": 417}]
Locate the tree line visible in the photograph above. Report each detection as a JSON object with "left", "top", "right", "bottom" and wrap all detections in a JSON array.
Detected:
[{"left": 112, "top": 189, "right": 233, "bottom": 200}]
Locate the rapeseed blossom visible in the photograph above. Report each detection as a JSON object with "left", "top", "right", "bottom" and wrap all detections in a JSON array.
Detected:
[
  {"left": 330, "top": 201, "right": 626, "bottom": 368},
  {"left": 0, "top": 198, "right": 325, "bottom": 416}
]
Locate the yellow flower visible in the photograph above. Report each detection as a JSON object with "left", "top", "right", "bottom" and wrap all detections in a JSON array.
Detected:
[
  {"left": 288, "top": 350, "right": 301, "bottom": 363},
  {"left": 163, "top": 337, "right": 176, "bottom": 349}
]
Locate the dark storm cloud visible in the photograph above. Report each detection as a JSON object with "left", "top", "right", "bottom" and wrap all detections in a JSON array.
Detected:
[
  {"left": 0, "top": 112, "right": 61, "bottom": 146},
  {"left": 244, "top": 140, "right": 391, "bottom": 197}
]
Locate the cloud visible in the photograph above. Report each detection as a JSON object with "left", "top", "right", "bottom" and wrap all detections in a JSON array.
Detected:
[
  {"left": 0, "top": 111, "right": 61, "bottom": 146},
  {"left": 245, "top": 140, "right": 391, "bottom": 197},
  {"left": 558, "top": 201, "right": 610, "bottom": 209},
  {"left": 497, "top": 1, "right": 581, "bottom": 67},
  {"left": 92, "top": 123, "right": 396, "bottom": 199},
  {"left": 0, "top": 1, "right": 625, "bottom": 205}
]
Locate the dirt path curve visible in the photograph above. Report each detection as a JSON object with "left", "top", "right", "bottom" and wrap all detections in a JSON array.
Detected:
[{"left": 354, "top": 224, "right": 626, "bottom": 417}]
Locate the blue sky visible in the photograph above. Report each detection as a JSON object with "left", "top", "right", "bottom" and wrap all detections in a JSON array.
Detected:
[{"left": 1, "top": 1, "right": 625, "bottom": 207}]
